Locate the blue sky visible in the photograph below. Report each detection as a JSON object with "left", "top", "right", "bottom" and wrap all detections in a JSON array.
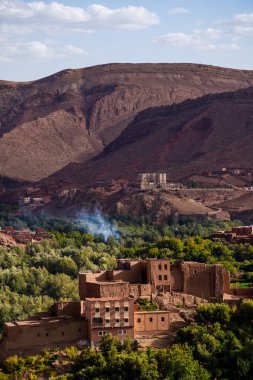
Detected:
[{"left": 1, "top": 0, "right": 253, "bottom": 81}]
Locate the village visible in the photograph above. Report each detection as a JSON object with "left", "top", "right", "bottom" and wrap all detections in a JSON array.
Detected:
[{"left": 0, "top": 256, "right": 252, "bottom": 360}]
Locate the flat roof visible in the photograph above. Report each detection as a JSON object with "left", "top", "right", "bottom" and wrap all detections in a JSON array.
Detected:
[
  {"left": 135, "top": 310, "right": 170, "bottom": 314},
  {"left": 5, "top": 316, "right": 84, "bottom": 328},
  {"left": 85, "top": 297, "right": 132, "bottom": 302},
  {"left": 87, "top": 280, "right": 129, "bottom": 285}
]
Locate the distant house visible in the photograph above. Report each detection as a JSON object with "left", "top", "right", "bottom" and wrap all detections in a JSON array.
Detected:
[{"left": 138, "top": 173, "right": 167, "bottom": 189}]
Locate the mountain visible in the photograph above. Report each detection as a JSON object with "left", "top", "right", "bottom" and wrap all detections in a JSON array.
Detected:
[
  {"left": 1, "top": 63, "right": 253, "bottom": 181},
  {"left": 43, "top": 86, "right": 253, "bottom": 188}
]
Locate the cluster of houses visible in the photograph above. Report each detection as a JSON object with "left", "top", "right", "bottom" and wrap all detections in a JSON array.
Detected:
[
  {"left": 209, "top": 225, "right": 253, "bottom": 244},
  {"left": 1, "top": 226, "right": 49, "bottom": 244},
  {"left": 1, "top": 257, "right": 252, "bottom": 359},
  {"left": 137, "top": 173, "right": 184, "bottom": 190}
]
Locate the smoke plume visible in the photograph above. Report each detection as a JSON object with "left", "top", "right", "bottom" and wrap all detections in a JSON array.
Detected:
[{"left": 77, "top": 210, "right": 119, "bottom": 240}]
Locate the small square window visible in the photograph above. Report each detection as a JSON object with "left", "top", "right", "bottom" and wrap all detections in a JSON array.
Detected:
[
  {"left": 137, "top": 318, "right": 141, "bottom": 323},
  {"left": 105, "top": 319, "right": 110, "bottom": 324},
  {"left": 161, "top": 317, "right": 165, "bottom": 322},
  {"left": 158, "top": 264, "right": 162, "bottom": 270},
  {"left": 149, "top": 318, "right": 153, "bottom": 322},
  {"left": 124, "top": 318, "right": 128, "bottom": 323},
  {"left": 164, "top": 275, "right": 168, "bottom": 281},
  {"left": 164, "top": 264, "right": 168, "bottom": 270},
  {"left": 115, "top": 307, "right": 120, "bottom": 312},
  {"left": 95, "top": 307, "right": 100, "bottom": 313},
  {"left": 115, "top": 318, "right": 120, "bottom": 323},
  {"left": 105, "top": 307, "right": 110, "bottom": 313},
  {"left": 159, "top": 275, "right": 162, "bottom": 281},
  {"left": 98, "top": 331, "right": 103, "bottom": 336},
  {"left": 124, "top": 307, "right": 128, "bottom": 312}
]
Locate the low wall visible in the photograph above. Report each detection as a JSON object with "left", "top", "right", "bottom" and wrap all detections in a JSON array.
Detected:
[
  {"left": 0, "top": 317, "right": 87, "bottom": 361},
  {"left": 230, "top": 287, "right": 253, "bottom": 297}
]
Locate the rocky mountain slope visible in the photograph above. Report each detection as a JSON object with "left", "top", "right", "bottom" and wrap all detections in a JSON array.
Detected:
[
  {"left": 1, "top": 63, "right": 253, "bottom": 181},
  {"left": 43, "top": 86, "right": 253, "bottom": 188}
]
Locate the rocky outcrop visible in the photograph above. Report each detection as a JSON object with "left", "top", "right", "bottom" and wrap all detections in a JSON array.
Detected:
[{"left": 1, "top": 63, "right": 253, "bottom": 181}]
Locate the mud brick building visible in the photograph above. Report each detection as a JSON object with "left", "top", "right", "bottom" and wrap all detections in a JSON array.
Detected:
[
  {"left": 3, "top": 226, "right": 49, "bottom": 244},
  {"left": 209, "top": 225, "right": 253, "bottom": 243},
  {"left": 1, "top": 258, "right": 252, "bottom": 360}
]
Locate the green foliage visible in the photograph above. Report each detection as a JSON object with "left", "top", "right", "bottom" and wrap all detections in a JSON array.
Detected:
[{"left": 136, "top": 298, "right": 158, "bottom": 311}]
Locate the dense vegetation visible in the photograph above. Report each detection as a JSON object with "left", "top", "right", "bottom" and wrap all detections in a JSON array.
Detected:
[
  {"left": 0, "top": 216, "right": 252, "bottom": 333},
  {"left": 0, "top": 302, "right": 252, "bottom": 379}
]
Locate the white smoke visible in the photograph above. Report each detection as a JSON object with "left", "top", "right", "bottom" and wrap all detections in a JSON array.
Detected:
[{"left": 77, "top": 210, "right": 119, "bottom": 240}]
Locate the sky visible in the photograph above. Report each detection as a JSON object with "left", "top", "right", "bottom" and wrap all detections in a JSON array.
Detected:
[{"left": 1, "top": 0, "right": 253, "bottom": 81}]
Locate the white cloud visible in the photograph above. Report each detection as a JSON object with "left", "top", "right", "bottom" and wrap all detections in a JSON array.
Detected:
[
  {"left": 0, "top": 38, "right": 87, "bottom": 62},
  {"left": 0, "top": 1, "right": 160, "bottom": 34},
  {"left": 168, "top": 7, "right": 189, "bottom": 15},
  {"left": 218, "top": 12, "right": 253, "bottom": 36},
  {"left": 234, "top": 13, "right": 253, "bottom": 24},
  {"left": 154, "top": 29, "right": 239, "bottom": 51}
]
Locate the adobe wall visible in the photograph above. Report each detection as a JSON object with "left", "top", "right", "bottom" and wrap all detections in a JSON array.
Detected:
[
  {"left": 89, "top": 326, "right": 134, "bottom": 346},
  {"left": 170, "top": 264, "right": 184, "bottom": 292},
  {"left": 84, "top": 282, "right": 130, "bottom": 299},
  {"left": 214, "top": 265, "right": 228, "bottom": 298},
  {"left": 223, "top": 270, "right": 230, "bottom": 294},
  {"left": 100, "top": 283, "right": 130, "bottom": 299},
  {"left": 134, "top": 311, "right": 170, "bottom": 336},
  {"left": 79, "top": 271, "right": 108, "bottom": 299},
  {"left": 146, "top": 260, "right": 171, "bottom": 292},
  {"left": 108, "top": 261, "right": 146, "bottom": 283},
  {"left": 0, "top": 318, "right": 87, "bottom": 361},
  {"left": 129, "top": 284, "right": 151, "bottom": 299},
  {"left": 53, "top": 301, "right": 85, "bottom": 317},
  {"left": 181, "top": 263, "right": 215, "bottom": 299}
]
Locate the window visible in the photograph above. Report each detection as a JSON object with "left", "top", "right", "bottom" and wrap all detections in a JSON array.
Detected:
[
  {"left": 164, "top": 264, "right": 168, "bottom": 270},
  {"left": 118, "top": 330, "right": 127, "bottom": 335},
  {"left": 105, "top": 319, "right": 110, "bottom": 324},
  {"left": 164, "top": 275, "right": 168, "bottom": 281},
  {"left": 159, "top": 275, "right": 162, "bottom": 281},
  {"left": 37, "top": 333, "right": 40, "bottom": 337},
  {"left": 149, "top": 318, "right": 153, "bottom": 322},
  {"left": 115, "top": 318, "right": 120, "bottom": 324},
  {"left": 124, "top": 318, "right": 129, "bottom": 323},
  {"left": 161, "top": 317, "right": 165, "bottom": 322},
  {"left": 92, "top": 317, "right": 103, "bottom": 325},
  {"left": 78, "top": 328, "right": 81, "bottom": 332},
  {"left": 137, "top": 318, "right": 141, "bottom": 323},
  {"left": 98, "top": 331, "right": 107, "bottom": 336},
  {"left": 115, "top": 307, "right": 120, "bottom": 312},
  {"left": 95, "top": 307, "right": 100, "bottom": 313},
  {"left": 158, "top": 264, "right": 162, "bottom": 270},
  {"left": 124, "top": 306, "right": 128, "bottom": 312},
  {"left": 46, "top": 333, "right": 49, "bottom": 336},
  {"left": 105, "top": 307, "right": 110, "bottom": 313},
  {"left": 62, "top": 332, "right": 65, "bottom": 335}
]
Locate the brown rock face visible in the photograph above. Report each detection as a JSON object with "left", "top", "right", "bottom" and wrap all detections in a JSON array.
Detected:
[
  {"left": 44, "top": 86, "right": 253, "bottom": 188},
  {"left": 1, "top": 63, "right": 253, "bottom": 181}
]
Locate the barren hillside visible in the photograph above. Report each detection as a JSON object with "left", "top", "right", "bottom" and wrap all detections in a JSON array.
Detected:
[
  {"left": 43, "top": 86, "right": 253, "bottom": 188},
  {"left": 1, "top": 63, "right": 253, "bottom": 181}
]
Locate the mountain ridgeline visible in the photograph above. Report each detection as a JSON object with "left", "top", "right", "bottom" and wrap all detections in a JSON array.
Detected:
[{"left": 1, "top": 63, "right": 253, "bottom": 182}]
